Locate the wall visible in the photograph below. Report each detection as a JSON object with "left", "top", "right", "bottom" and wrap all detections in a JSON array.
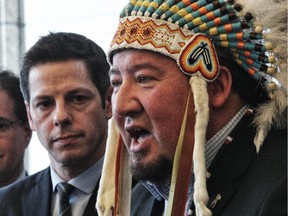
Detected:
[{"left": 0, "top": 0, "right": 25, "bottom": 73}]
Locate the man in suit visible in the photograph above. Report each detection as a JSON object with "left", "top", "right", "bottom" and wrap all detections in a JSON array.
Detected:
[
  {"left": 0, "top": 32, "right": 112, "bottom": 216},
  {"left": 0, "top": 70, "right": 32, "bottom": 188},
  {"left": 96, "top": 0, "right": 287, "bottom": 215}
]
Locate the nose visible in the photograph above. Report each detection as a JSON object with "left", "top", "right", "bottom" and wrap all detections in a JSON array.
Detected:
[
  {"left": 53, "top": 101, "right": 72, "bottom": 127},
  {"left": 112, "top": 82, "right": 142, "bottom": 118}
]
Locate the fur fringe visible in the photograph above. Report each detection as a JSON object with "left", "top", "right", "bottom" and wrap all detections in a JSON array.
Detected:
[
  {"left": 190, "top": 76, "right": 212, "bottom": 216},
  {"left": 96, "top": 118, "right": 119, "bottom": 216},
  {"left": 118, "top": 143, "right": 132, "bottom": 216},
  {"left": 237, "top": 0, "right": 287, "bottom": 150}
]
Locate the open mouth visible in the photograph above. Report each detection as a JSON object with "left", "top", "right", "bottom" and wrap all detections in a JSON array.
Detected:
[{"left": 127, "top": 128, "right": 150, "bottom": 143}]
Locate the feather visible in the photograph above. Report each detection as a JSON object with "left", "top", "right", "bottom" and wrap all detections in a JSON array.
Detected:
[{"left": 237, "top": 0, "right": 288, "bottom": 150}]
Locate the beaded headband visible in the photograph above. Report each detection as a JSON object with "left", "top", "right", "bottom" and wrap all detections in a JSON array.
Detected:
[
  {"left": 98, "top": 1, "right": 287, "bottom": 215},
  {"left": 110, "top": 16, "right": 220, "bottom": 81}
]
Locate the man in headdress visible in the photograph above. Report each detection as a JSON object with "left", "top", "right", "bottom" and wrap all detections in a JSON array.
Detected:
[{"left": 97, "top": 0, "right": 287, "bottom": 215}]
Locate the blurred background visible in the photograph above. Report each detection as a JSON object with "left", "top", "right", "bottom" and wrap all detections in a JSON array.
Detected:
[{"left": 0, "top": 0, "right": 127, "bottom": 174}]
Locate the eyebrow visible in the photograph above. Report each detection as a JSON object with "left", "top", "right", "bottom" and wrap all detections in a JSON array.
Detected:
[
  {"left": 31, "top": 87, "right": 96, "bottom": 101},
  {"left": 0, "top": 117, "right": 12, "bottom": 121},
  {"left": 65, "top": 88, "right": 95, "bottom": 95},
  {"left": 109, "top": 68, "right": 118, "bottom": 75}
]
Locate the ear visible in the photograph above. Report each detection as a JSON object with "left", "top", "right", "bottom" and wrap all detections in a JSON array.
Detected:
[
  {"left": 105, "top": 86, "right": 113, "bottom": 119},
  {"left": 23, "top": 123, "right": 32, "bottom": 148},
  {"left": 207, "top": 66, "right": 232, "bottom": 109},
  {"left": 25, "top": 101, "right": 36, "bottom": 131}
]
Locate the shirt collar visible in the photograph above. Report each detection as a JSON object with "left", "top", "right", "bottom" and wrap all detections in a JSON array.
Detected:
[{"left": 51, "top": 157, "right": 104, "bottom": 194}]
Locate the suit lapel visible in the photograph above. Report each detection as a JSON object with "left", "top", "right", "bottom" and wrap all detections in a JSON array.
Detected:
[
  {"left": 23, "top": 168, "right": 52, "bottom": 216},
  {"left": 83, "top": 178, "right": 100, "bottom": 216},
  {"left": 151, "top": 198, "right": 165, "bottom": 216},
  {"left": 205, "top": 118, "right": 256, "bottom": 215},
  {"left": 138, "top": 196, "right": 164, "bottom": 216}
]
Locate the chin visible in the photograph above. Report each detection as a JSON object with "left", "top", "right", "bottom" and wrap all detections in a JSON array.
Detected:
[
  {"left": 129, "top": 154, "right": 172, "bottom": 183},
  {"left": 58, "top": 152, "right": 83, "bottom": 165}
]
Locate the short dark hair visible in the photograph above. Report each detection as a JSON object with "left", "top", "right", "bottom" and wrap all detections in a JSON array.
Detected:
[
  {"left": 20, "top": 32, "right": 110, "bottom": 108},
  {"left": 0, "top": 70, "right": 28, "bottom": 123},
  {"left": 216, "top": 48, "right": 269, "bottom": 107}
]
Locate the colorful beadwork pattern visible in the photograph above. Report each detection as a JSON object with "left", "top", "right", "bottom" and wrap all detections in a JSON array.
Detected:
[
  {"left": 179, "top": 34, "right": 219, "bottom": 79},
  {"left": 110, "top": 0, "right": 287, "bottom": 93},
  {"left": 110, "top": 16, "right": 219, "bottom": 81}
]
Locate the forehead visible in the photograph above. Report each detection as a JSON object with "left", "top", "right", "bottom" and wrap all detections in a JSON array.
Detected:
[
  {"left": 28, "top": 60, "right": 96, "bottom": 99},
  {"left": 29, "top": 59, "right": 89, "bottom": 80},
  {"left": 0, "top": 90, "right": 15, "bottom": 117}
]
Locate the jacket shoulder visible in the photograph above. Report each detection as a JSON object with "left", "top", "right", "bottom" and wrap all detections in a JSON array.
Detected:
[{"left": 0, "top": 167, "right": 51, "bottom": 215}]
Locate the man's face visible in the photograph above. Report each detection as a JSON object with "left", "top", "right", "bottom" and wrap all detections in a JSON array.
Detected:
[
  {"left": 0, "top": 90, "right": 31, "bottom": 185},
  {"left": 110, "top": 49, "right": 193, "bottom": 183},
  {"left": 26, "top": 60, "right": 111, "bottom": 171}
]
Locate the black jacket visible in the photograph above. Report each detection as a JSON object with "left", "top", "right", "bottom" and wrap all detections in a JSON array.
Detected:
[
  {"left": 0, "top": 167, "right": 99, "bottom": 216},
  {"left": 131, "top": 119, "right": 287, "bottom": 216}
]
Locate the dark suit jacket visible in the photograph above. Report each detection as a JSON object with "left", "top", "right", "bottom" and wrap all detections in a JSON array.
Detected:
[
  {"left": 0, "top": 167, "right": 99, "bottom": 216},
  {"left": 131, "top": 119, "right": 287, "bottom": 216}
]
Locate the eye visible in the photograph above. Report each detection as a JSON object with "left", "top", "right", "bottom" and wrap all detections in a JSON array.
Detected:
[
  {"left": 69, "top": 95, "right": 89, "bottom": 104},
  {"left": 138, "top": 75, "right": 152, "bottom": 84},
  {"left": 138, "top": 76, "right": 148, "bottom": 83},
  {"left": 0, "top": 121, "right": 10, "bottom": 132},
  {"left": 110, "top": 79, "right": 122, "bottom": 88},
  {"left": 36, "top": 99, "right": 53, "bottom": 109}
]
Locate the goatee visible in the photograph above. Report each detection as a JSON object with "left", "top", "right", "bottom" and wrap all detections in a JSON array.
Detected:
[{"left": 129, "top": 152, "right": 173, "bottom": 184}]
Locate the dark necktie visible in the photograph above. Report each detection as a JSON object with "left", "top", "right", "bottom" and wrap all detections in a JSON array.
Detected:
[{"left": 56, "top": 182, "right": 73, "bottom": 216}]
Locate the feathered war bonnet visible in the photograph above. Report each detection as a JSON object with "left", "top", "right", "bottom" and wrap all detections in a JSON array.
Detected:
[{"left": 97, "top": 0, "right": 287, "bottom": 215}]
